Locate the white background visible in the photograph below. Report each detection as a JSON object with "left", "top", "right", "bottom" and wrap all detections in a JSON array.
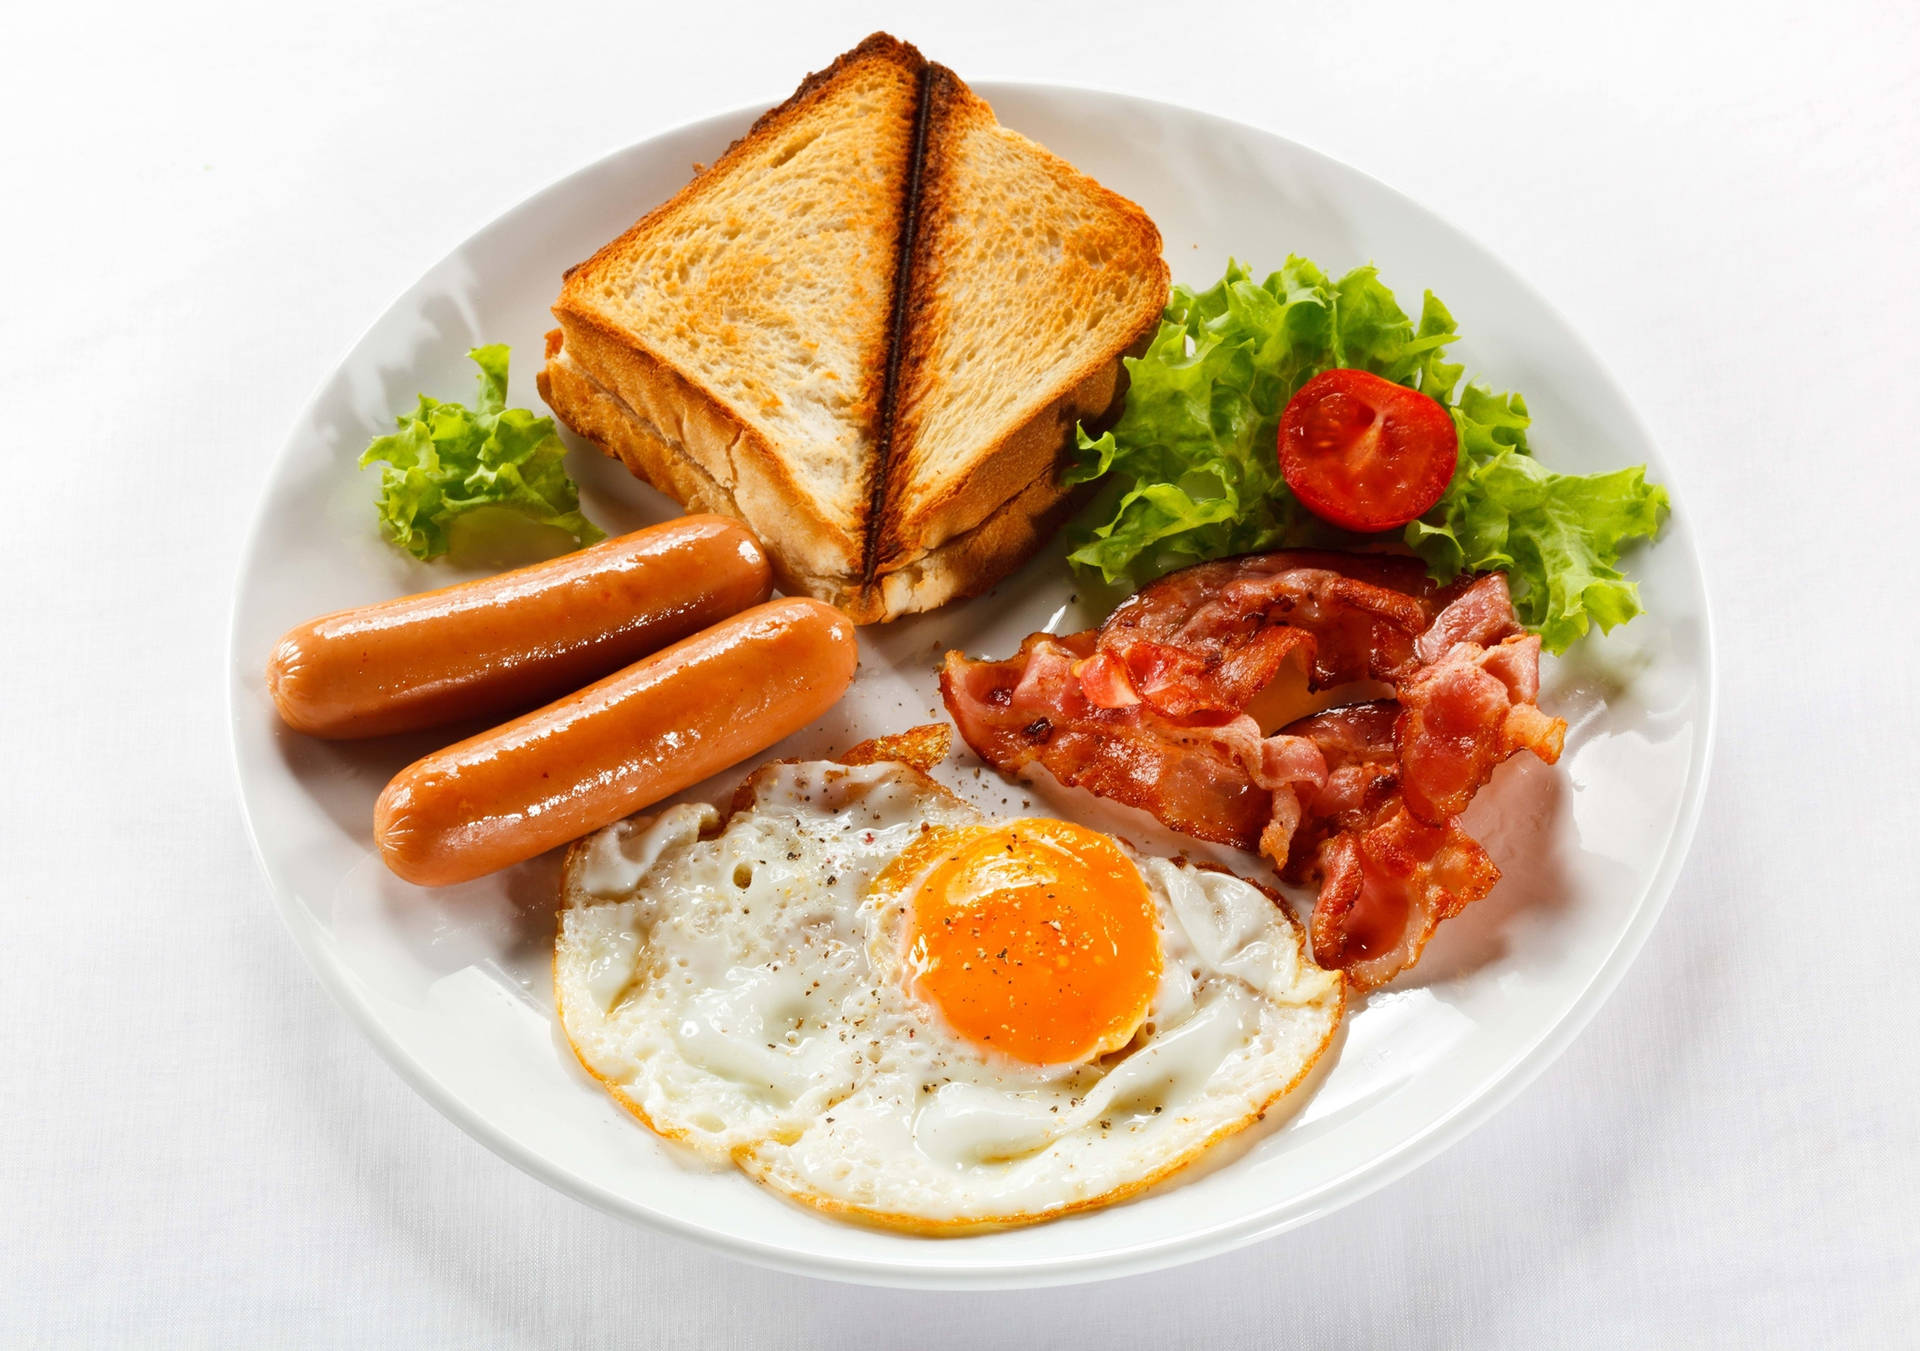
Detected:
[{"left": 4, "top": 0, "right": 1917, "bottom": 1345}]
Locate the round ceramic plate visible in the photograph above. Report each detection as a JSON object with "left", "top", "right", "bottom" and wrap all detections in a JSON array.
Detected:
[{"left": 228, "top": 84, "right": 1714, "bottom": 1289}]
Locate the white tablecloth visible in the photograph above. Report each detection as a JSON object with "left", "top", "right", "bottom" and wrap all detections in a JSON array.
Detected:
[{"left": 6, "top": 0, "right": 1916, "bottom": 1344}]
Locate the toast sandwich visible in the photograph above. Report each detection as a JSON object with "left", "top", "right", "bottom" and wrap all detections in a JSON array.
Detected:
[{"left": 539, "top": 33, "right": 1169, "bottom": 622}]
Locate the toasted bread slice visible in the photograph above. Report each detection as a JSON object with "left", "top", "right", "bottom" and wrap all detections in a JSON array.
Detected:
[
  {"left": 542, "top": 34, "right": 1169, "bottom": 622},
  {"left": 549, "top": 36, "right": 921, "bottom": 592},
  {"left": 541, "top": 334, "right": 1080, "bottom": 614},
  {"left": 868, "top": 67, "right": 1168, "bottom": 581}
]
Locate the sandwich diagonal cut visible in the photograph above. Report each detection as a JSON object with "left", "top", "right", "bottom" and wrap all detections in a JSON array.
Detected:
[{"left": 539, "top": 33, "right": 1170, "bottom": 622}]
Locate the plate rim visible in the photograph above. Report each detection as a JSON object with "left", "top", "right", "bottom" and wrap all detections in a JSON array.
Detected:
[{"left": 226, "top": 81, "right": 1718, "bottom": 1290}]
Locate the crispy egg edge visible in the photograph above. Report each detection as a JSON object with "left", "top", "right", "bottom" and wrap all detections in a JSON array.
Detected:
[{"left": 552, "top": 741, "right": 1348, "bottom": 1235}]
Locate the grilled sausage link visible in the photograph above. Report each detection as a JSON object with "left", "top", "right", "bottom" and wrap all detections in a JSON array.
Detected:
[
  {"left": 267, "top": 516, "right": 772, "bottom": 738},
  {"left": 373, "top": 598, "right": 858, "bottom": 886}
]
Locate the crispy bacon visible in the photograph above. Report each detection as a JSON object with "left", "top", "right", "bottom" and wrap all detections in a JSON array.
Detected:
[
  {"left": 1412, "top": 572, "right": 1523, "bottom": 662},
  {"left": 1308, "top": 808, "right": 1501, "bottom": 991},
  {"left": 940, "top": 551, "right": 1567, "bottom": 992},
  {"left": 940, "top": 632, "right": 1327, "bottom": 858},
  {"left": 1278, "top": 702, "right": 1501, "bottom": 987},
  {"left": 1395, "top": 578, "right": 1567, "bottom": 824},
  {"left": 1276, "top": 701, "right": 1402, "bottom": 883},
  {"left": 1077, "top": 550, "right": 1460, "bottom": 718}
]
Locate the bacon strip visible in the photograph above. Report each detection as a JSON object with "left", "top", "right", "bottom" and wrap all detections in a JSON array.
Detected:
[
  {"left": 1394, "top": 577, "right": 1566, "bottom": 824},
  {"left": 1077, "top": 550, "right": 1459, "bottom": 718},
  {"left": 941, "top": 552, "right": 1568, "bottom": 992},
  {"left": 1308, "top": 809, "right": 1500, "bottom": 991},
  {"left": 940, "top": 632, "right": 1325, "bottom": 858},
  {"left": 1275, "top": 701, "right": 1402, "bottom": 883},
  {"left": 1279, "top": 702, "right": 1501, "bottom": 985}
]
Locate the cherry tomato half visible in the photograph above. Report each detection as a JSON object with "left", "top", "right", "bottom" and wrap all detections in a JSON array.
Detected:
[{"left": 1278, "top": 369, "right": 1459, "bottom": 532}]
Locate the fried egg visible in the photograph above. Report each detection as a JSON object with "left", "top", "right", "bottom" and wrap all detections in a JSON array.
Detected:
[{"left": 554, "top": 757, "right": 1343, "bottom": 1231}]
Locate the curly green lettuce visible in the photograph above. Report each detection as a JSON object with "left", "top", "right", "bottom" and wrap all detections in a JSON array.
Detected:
[
  {"left": 1066, "top": 258, "right": 1668, "bottom": 653},
  {"left": 360, "top": 345, "right": 603, "bottom": 562}
]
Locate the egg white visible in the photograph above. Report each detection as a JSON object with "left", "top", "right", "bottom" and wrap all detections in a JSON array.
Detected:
[{"left": 555, "top": 758, "right": 1344, "bottom": 1231}]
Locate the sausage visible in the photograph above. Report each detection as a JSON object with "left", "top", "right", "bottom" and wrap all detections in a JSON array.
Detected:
[
  {"left": 373, "top": 597, "right": 858, "bottom": 886},
  {"left": 266, "top": 515, "right": 773, "bottom": 738}
]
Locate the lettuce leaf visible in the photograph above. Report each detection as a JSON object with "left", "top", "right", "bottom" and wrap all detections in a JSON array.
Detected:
[
  {"left": 1408, "top": 452, "right": 1668, "bottom": 653},
  {"left": 360, "top": 345, "right": 604, "bottom": 562},
  {"left": 1065, "top": 258, "right": 1667, "bottom": 653}
]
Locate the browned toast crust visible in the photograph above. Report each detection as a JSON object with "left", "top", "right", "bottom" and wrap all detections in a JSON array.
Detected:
[
  {"left": 543, "top": 33, "right": 1169, "bottom": 622},
  {"left": 539, "top": 341, "right": 1083, "bottom": 622},
  {"left": 869, "top": 66, "right": 1166, "bottom": 576},
  {"left": 551, "top": 36, "right": 923, "bottom": 586}
]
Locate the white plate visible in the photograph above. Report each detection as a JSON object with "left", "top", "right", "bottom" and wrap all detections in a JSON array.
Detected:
[{"left": 227, "top": 84, "right": 1715, "bottom": 1289}]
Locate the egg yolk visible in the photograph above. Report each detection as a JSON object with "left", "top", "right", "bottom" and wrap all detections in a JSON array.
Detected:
[{"left": 886, "top": 820, "right": 1161, "bottom": 1066}]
